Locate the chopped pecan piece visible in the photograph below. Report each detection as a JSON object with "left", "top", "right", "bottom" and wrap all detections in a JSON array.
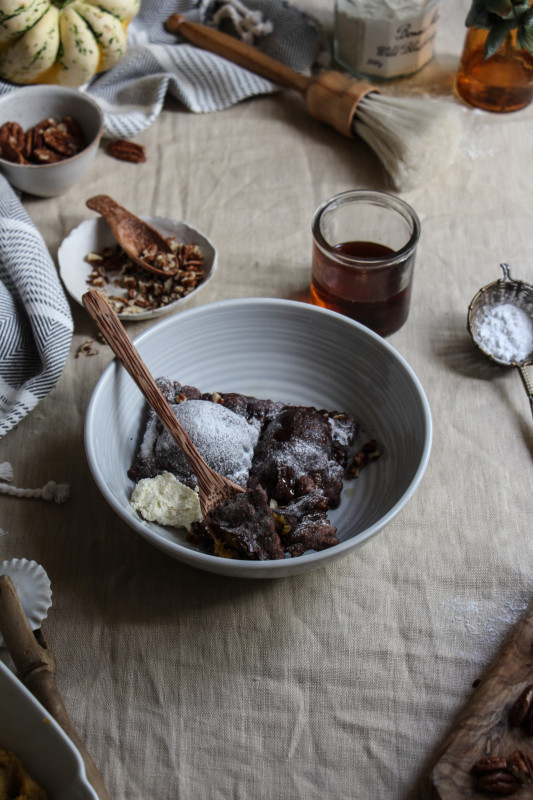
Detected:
[
  {"left": 85, "top": 236, "right": 205, "bottom": 314},
  {"left": 347, "top": 439, "right": 382, "bottom": 478}
]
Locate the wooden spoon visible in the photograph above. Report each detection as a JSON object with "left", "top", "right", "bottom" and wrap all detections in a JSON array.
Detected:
[
  {"left": 82, "top": 289, "right": 244, "bottom": 517},
  {"left": 86, "top": 195, "right": 179, "bottom": 277}
]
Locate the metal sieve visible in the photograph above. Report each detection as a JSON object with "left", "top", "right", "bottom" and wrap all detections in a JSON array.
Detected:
[{"left": 467, "top": 263, "right": 533, "bottom": 418}]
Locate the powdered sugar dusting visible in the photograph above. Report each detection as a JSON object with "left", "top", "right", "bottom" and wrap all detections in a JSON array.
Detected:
[
  {"left": 154, "top": 400, "right": 260, "bottom": 486},
  {"left": 439, "top": 592, "right": 530, "bottom": 665}
]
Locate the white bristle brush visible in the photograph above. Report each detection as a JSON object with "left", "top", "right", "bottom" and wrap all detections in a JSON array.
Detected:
[{"left": 166, "top": 14, "right": 462, "bottom": 192}]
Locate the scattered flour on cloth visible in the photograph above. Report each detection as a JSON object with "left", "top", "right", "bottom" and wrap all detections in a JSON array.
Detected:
[{"left": 439, "top": 590, "right": 531, "bottom": 666}]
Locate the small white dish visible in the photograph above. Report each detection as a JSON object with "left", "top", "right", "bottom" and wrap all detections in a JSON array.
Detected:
[
  {"left": 0, "top": 661, "right": 98, "bottom": 799},
  {"left": 58, "top": 216, "right": 217, "bottom": 321},
  {"left": 0, "top": 85, "right": 103, "bottom": 197}
]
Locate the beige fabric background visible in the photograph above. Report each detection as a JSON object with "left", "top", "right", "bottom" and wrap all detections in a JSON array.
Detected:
[{"left": 2, "top": 2, "right": 533, "bottom": 797}]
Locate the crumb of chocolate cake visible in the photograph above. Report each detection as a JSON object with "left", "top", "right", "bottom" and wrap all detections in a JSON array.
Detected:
[
  {"left": 205, "top": 485, "right": 284, "bottom": 560},
  {"left": 347, "top": 440, "right": 382, "bottom": 479},
  {"left": 248, "top": 407, "right": 348, "bottom": 507},
  {"left": 129, "top": 378, "right": 361, "bottom": 560},
  {"left": 272, "top": 490, "right": 339, "bottom": 556}
]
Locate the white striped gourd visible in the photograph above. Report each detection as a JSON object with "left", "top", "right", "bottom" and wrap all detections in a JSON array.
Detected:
[{"left": 0, "top": 0, "right": 140, "bottom": 87}]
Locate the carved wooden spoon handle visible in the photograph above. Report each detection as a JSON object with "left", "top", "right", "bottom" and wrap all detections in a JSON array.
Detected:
[{"left": 82, "top": 289, "right": 235, "bottom": 511}]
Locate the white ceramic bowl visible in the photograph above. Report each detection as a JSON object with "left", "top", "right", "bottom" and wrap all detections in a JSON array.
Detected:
[
  {"left": 0, "top": 661, "right": 98, "bottom": 799},
  {"left": 85, "top": 299, "right": 432, "bottom": 578},
  {"left": 59, "top": 216, "right": 217, "bottom": 321},
  {"left": 0, "top": 86, "right": 103, "bottom": 197}
]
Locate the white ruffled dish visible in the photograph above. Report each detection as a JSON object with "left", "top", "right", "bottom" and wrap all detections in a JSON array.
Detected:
[
  {"left": 58, "top": 216, "right": 217, "bottom": 321},
  {"left": 0, "top": 558, "right": 52, "bottom": 645}
]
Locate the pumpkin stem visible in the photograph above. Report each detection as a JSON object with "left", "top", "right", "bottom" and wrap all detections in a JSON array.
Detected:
[{"left": 50, "top": 0, "right": 76, "bottom": 8}]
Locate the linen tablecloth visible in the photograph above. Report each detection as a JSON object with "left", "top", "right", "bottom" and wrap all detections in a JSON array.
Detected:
[{"left": 2, "top": 2, "right": 533, "bottom": 798}]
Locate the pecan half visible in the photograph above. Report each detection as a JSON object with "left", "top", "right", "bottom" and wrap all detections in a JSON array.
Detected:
[
  {"left": 508, "top": 750, "right": 533, "bottom": 786},
  {"left": 107, "top": 139, "right": 146, "bottom": 163},
  {"left": 43, "top": 127, "right": 79, "bottom": 156},
  {"left": 33, "top": 147, "right": 63, "bottom": 164},
  {"left": 475, "top": 771, "right": 519, "bottom": 796},
  {"left": 471, "top": 756, "right": 519, "bottom": 796},
  {"left": 472, "top": 757, "right": 510, "bottom": 775},
  {"left": 61, "top": 115, "right": 85, "bottom": 146},
  {"left": 0, "top": 121, "right": 25, "bottom": 150},
  {"left": 0, "top": 140, "right": 27, "bottom": 164}
]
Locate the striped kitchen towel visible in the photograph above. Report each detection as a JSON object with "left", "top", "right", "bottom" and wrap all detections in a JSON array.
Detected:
[
  {"left": 0, "top": 0, "right": 324, "bottom": 139},
  {"left": 0, "top": 174, "right": 73, "bottom": 438}
]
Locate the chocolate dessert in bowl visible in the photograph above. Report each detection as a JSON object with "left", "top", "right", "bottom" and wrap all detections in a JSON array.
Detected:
[{"left": 85, "top": 298, "right": 432, "bottom": 578}]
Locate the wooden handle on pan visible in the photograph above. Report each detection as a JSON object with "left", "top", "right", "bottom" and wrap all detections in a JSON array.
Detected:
[
  {"left": 165, "top": 14, "right": 377, "bottom": 138},
  {"left": 0, "top": 575, "right": 110, "bottom": 800}
]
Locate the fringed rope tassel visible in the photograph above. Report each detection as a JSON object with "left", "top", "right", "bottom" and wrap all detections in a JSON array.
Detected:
[
  {"left": 201, "top": 0, "right": 273, "bottom": 44},
  {"left": 0, "top": 462, "right": 70, "bottom": 503}
]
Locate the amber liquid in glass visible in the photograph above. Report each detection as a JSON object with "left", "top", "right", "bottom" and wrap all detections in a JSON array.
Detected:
[{"left": 310, "top": 240, "right": 413, "bottom": 337}]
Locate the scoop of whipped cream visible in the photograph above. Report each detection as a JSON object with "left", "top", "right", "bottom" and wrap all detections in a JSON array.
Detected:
[{"left": 130, "top": 471, "right": 202, "bottom": 530}]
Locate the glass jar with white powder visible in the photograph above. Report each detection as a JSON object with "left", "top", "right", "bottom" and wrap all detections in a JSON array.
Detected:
[{"left": 334, "top": 0, "right": 440, "bottom": 81}]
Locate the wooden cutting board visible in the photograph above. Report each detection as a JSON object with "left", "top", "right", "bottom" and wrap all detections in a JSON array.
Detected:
[{"left": 425, "top": 597, "right": 533, "bottom": 798}]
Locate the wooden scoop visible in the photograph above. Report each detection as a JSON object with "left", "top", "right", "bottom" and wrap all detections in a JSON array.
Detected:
[
  {"left": 86, "top": 195, "right": 179, "bottom": 277},
  {"left": 82, "top": 289, "right": 244, "bottom": 517},
  {"left": 0, "top": 574, "right": 109, "bottom": 800}
]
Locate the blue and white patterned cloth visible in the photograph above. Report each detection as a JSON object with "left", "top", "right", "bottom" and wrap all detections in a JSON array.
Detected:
[
  {"left": 0, "top": 0, "right": 322, "bottom": 437},
  {"left": 89, "top": 0, "right": 323, "bottom": 138},
  {"left": 0, "top": 174, "right": 73, "bottom": 438}
]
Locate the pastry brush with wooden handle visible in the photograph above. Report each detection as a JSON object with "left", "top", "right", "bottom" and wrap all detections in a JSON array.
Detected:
[{"left": 166, "top": 13, "right": 462, "bottom": 192}]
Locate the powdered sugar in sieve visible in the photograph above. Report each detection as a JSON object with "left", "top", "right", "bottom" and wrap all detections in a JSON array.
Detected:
[{"left": 468, "top": 264, "right": 533, "bottom": 419}]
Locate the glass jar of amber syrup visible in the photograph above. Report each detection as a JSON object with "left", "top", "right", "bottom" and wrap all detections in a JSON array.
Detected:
[
  {"left": 311, "top": 190, "right": 420, "bottom": 337},
  {"left": 456, "top": 27, "right": 533, "bottom": 112}
]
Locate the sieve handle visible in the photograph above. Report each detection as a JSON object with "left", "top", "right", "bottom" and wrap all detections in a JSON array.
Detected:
[{"left": 516, "top": 364, "right": 533, "bottom": 419}]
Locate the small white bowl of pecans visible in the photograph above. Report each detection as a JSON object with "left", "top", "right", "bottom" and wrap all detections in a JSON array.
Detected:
[
  {"left": 0, "top": 85, "right": 104, "bottom": 197},
  {"left": 58, "top": 214, "right": 217, "bottom": 321}
]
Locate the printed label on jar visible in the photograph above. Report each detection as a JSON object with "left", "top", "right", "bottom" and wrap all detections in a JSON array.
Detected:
[{"left": 335, "top": 2, "right": 440, "bottom": 80}]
